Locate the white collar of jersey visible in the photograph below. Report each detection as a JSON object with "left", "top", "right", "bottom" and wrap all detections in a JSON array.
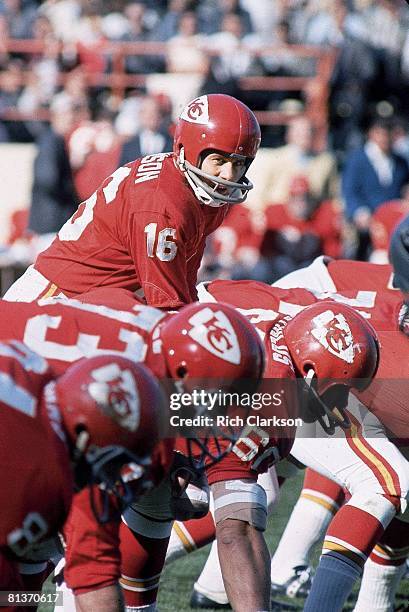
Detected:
[{"left": 177, "top": 147, "right": 253, "bottom": 207}]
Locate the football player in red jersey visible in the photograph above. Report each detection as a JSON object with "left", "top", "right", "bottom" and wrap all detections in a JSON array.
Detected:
[
  {"left": 0, "top": 294, "right": 266, "bottom": 611},
  {"left": 3, "top": 94, "right": 261, "bottom": 308},
  {"left": 115, "top": 293, "right": 376, "bottom": 612},
  {"left": 0, "top": 344, "right": 166, "bottom": 593},
  {"left": 176, "top": 275, "right": 409, "bottom": 611},
  {"left": 191, "top": 266, "right": 409, "bottom": 610}
]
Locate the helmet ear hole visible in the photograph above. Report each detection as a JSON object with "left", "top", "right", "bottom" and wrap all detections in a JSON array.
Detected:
[
  {"left": 74, "top": 423, "right": 87, "bottom": 436},
  {"left": 303, "top": 362, "right": 314, "bottom": 375},
  {"left": 176, "top": 365, "right": 188, "bottom": 379}
]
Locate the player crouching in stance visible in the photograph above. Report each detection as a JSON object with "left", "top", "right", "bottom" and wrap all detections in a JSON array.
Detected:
[
  {"left": 188, "top": 299, "right": 379, "bottom": 611},
  {"left": 3, "top": 94, "right": 260, "bottom": 309},
  {"left": 47, "top": 300, "right": 265, "bottom": 612},
  {"left": 0, "top": 344, "right": 167, "bottom": 600}
]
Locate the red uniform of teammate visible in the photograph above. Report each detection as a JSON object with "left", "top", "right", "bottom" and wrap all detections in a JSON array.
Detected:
[
  {"left": 0, "top": 342, "right": 71, "bottom": 589},
  {"left": 267, "top": 257, "right": 409, "bottom": 612},
  {"left": 0, "top": 344, "right": 166, "bottom": 594},
  {"left": 0, "top": 294, "right": 265, "bottom": 608}
]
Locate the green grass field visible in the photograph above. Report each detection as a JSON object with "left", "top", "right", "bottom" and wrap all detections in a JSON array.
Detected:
[
  {"left": 42, "top": 471, "right": 409, "bottom": 611},
  {"left": 157, "top": 472, "right": 305, "bottom": 611},
  {"left": 157, "top": 472, "right": 409, "bottom": 612}
]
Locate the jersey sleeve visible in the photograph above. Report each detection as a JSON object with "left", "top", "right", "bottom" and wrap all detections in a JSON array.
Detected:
[{"left": 128, "top": 210, "right": 192, "bottom": 309}]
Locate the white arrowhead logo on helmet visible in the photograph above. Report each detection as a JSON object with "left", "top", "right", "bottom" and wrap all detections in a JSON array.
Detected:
[
  {"left": 180, "top": 95, "right": 209, "bottom": 125},
  {"left": 311, "top": 310, "right": 355, "bottom": 363},
  {"left": 88, "top": 363, "right": 140, "bottom": 432},
  {"left": 187, "top": 308, "right": 241, "bottom": 365}
]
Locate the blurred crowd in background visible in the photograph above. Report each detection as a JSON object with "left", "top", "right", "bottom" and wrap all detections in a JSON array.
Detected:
[{"left": 2, "top": 0, "right": 409, "bottom": 287}]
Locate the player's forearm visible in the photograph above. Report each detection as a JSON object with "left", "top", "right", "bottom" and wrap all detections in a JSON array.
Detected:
[{"left": 216, "top": 519, "right": 271, "bottom": 612}]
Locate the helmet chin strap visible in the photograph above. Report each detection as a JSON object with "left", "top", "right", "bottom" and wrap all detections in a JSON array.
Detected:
[
  {"left": 75, "top": 430, "right": 90, "bottom": 453},
  {"left": 177, "top": 147, "right": 253, "bottom": 207},
  {"left": 303, "top": 370, "right": 351, "bottom": 435}
]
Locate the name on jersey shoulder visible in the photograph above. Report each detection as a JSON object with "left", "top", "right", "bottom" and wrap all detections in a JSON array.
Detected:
[
  {"left": 135, "top": 153, "right": 169, "bottom": 184},
  {"left": 269, "top": 316, "right": 293, "bottom": 368}
]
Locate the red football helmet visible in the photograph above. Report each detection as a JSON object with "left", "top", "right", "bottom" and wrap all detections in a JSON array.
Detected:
[
  {"left": 283, "top": 301, "right": 379, "bottom": 433},
  {"left": 47, "top": 355, "right": 167, "bottom": 520},
  {"left": 149, "top": 302, "right": 265, "bottom": 467},
  {"left": 173, "top": 94, "right": 261, "bottom": 207}
]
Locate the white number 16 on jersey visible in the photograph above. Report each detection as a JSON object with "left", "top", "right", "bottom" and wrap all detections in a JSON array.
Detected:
[{"left": 144, "top": 223, "right": 177, "bottom": 262}]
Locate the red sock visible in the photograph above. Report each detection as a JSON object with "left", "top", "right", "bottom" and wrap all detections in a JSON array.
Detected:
[
  {"left": 324, "top": 505, "right": 385, "bottom": 568},
  {"left": 119, "top": 522, "right": 169, "bottom": 607},
  {"left": 303, "top": 468, "right": 346, "bottom": 506}
]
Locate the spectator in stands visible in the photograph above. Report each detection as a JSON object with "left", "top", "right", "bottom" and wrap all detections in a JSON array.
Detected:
[
  {"left": 210, "top": 173, "right": 342, "bottom": 283},
  {"left": 369, "top": 193, "right": 409, "bottom": 263},
  {"left": 0, "top": 14, "right": 10, "bottom": 70},
  {"left": 52, "top": 67, "right": 90, "bottom": 119},
  {"left": 114, "top": 88, "right": 145, "bottom": 139},
  {"left": 0, "top": 0, "right": 37, "bottom": 39},
  {"left": 0, "top": 59, "right": 31, "bottom": 141},
  {"left": 239, "top": 0, "right": 281, "bottom": 38},
  {"left": 38, "top": 0, "right": 81, "bottom": 43},
  {"left": 209, "top": 201, "right": 266, "bottom": 281},
  {"left": 261, "top": 174, "right": 343, "bottom": 281},
  {"left": 204, "top": 12, "right": 258, "bottom": 81},
  {"left": 152, "top": 0, "right": 194, "bottom": 42},
  {"left": 362, "top": 0, "right": 406, "bottom": 106},
  {"left": 119, "top": 94, "right": 172, "bottom": 165},
  {"left": 166, "top": 10, "right": 206, "bottom": 74},
  {"left": 302, "top": 0, "right": 366, "bottom": 47},
  {"left": 68, "top": 110, "right": 121, "bottom": 201},
  {"left": 327, "top": 0, "right": 377, "bottom": 154},
  {"left": 74, "top": 1, "right": 107, "bottom": 76},
  {"left": 391, "top": 117, "right": 409, "bottom": 166},
  {"left": 342, "top": 118, "right": 409, "bottom": 259},
  {"left": 197, "top": 0, "right": 253, "bottom": 36},
  {"left": 28, "top": 95, "right": 79, "bottom": 247},
  {"left": 121, "top": 2, "right": 162, "bottom": 74},
  {"left": 246, "top": 115, "right": 338, "bottom": 210},
  {"left": 17, "top": 13, "right": 59, "bottom": 120}
]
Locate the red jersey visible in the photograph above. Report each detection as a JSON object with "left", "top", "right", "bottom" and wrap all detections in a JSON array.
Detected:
[
  {"left": 369, "top": 199, "right": 409, "bottom": 251},
  {"left": 202, "top": 277, "right": 409, "bottom": 444},
  {"left": 310, "top": 259, "right": 409, "bottom": 439},
  {"left": 0, "top": 289, "right": 166, "bottom": 377},
  {"left": 35, "top": 154, "right": 227, "bottom": 308},
  {"left": 201, "top": 280, "right": 301, "bottom": 483},
  {"left": 0, "top": 290, "right": 175, "bottom": 484},
  {"left": 264, "top": 199, "right": 343, "bottom": 259},
  {"left": 0, "top": 342, "right": 72, "bottom": 574},
  {"left": 212, "top": 204, "right": 265, "bottom": 265}
]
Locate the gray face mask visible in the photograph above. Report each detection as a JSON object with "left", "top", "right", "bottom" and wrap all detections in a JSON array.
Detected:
[{"left": 177, "top": 148, "right": 254, "bottom": 207}]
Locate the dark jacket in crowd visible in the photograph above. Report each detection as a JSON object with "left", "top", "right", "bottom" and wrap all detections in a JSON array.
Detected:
[
  {"left": 29, "top": 128, "right": 79, "bottom": 234},
  {"left": 342, "top": 147, "right": 409, "bottom": 220}
]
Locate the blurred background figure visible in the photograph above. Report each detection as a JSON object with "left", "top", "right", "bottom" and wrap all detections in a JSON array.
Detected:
[
  {"left": 27, "top": 95, "right": 79, "bottom": 255},
  {"left": 119, "top": 94, "right": 172, "bottom": 165},
  {"left": 68, "top": 110, "right": 121, "bottom": 201},
  {"left": 246, "top": 115, "right": 338, "bottom": 212},
  {"left": 166, "top": 10, "right": 206, "bottom": 74},
  {"left": 342, "top": 118, "right": 409, "bottom": 260},
  {"left": 0, "top": 0, "right": 37, "bottom": 40},
  {"left": 369, "top": 192, "right": 409, "bottom": 263},
  {"left": 153, "top": 0, "right": 193, "bottom": 42},
  {"left": 120, "top": 2, "right": 163, "bottom": 75},
  {"left": 197, "top": 0, "right": 253, "bottom": 37},
  {"left": 261, "top": 174, "right": 343, "bottom": 281},
  {"left": 208, "top": 174, "right": 342, "bottom": 284}
]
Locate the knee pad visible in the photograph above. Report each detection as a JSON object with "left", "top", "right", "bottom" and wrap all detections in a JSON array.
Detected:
[{"left": 211, "top": 479, "right": 267, "bottom": 531}]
